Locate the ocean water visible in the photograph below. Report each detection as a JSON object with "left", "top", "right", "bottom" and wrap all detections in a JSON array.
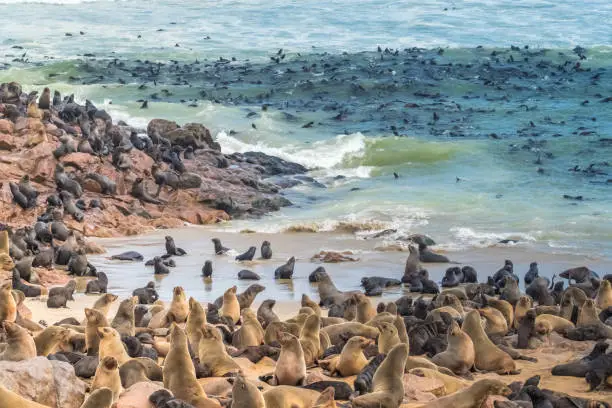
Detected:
[{"left": 1, "top": 0, "right": 610, "bottom": 260}]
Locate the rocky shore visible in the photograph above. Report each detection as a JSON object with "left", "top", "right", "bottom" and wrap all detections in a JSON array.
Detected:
[{"left": 0, "top": 81, "right": 308, "bottom": 238}]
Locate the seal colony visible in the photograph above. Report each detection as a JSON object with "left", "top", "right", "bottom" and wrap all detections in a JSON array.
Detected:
[
  {"left": 1, "top": 220, "right": 612, "bottom": 407},
  {"left": 0, "top": 82, "right": 611, "bottom": 407}
]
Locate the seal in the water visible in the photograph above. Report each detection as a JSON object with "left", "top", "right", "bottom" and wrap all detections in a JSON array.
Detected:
[
  {"left": 261, "top": 240, "right": 272, "bottom": 259},
  {"left": 132, "top": 282, "right": 158, "bottom": 304},
  {"left": 418, "top": 243, "right": 450, "bottom": 263},
  {"left": 236, "top": 246, "right": 256, "bottom": 261},
  {"left": 201, "top": 260, "right": 213, "bottom": 278},
  {"left": 85, "top": 272, "right": 108, "bottom": 294},
  {"left": 153, "top": 256, "right": 170, "bottom": 274},
  {"left": 212, "top": 238, "right": 229, "bottom": 255},
  {"left": 165, "top": 236, "right": 186, "bottom": 256},
  {"left": 238, "top": 270, "right": 261, "bottom": 280},
  {"left": 110, "top": 251, "right": 143, "bottom": 261},
  {"left": 274, "top": 256, "right": 295, "bottom": 279}
]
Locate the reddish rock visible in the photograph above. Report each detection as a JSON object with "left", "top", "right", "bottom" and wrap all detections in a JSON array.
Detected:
[
  {"left": 147, "top": 118, "right": 179, "bottom": 139},
  {"left": 0, "top": 133, "right": 19, "bottom": 150},
  {"left": 0, "top": 119, "right": 14, "bottom": 134},
  {"left": 60, "top": 153, "right": 100, "bottom": 171}
]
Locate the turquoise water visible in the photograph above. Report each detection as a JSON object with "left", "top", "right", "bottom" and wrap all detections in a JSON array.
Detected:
[{"left": 0, "top": 0, "right": 610, "bottom": 259}]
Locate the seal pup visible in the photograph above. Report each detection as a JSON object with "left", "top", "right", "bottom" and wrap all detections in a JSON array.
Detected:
[
  {"left": 212, "top": 238, "right": 229, "bottom": 255},
  {"left": 0, "top": 321, "right": 37, "bottom": 361},
  {"left": 164, "top": 323, "right": 220, "bottom": 407},
  {"left": 431, "top": 320, "right": 475, "bottom": 376},
  {"left": 274, "top": 256, "right": 295, "bottom": 279},
  {"left": 461, "top": 309, "right": 517, "bottom": 374},
  {"left": 91, "top": 356, "right": 122, "bottom": 402},
  {"left": 261, "top": 240, "right": 272, "bottom": 259},
  {"left": 202, "top": 260, "right": 213, "bottom": 278},
  {"left": 85, "top": 271, "right": 108, "bottom": 294},
  {"left": 236, "top": 246, "right": 256, "bottom": 261},
  {"left": 354, "top": 353, "right": 385, "bottom": 395},
  {"left": 165, "top": 236, "right": 186, "bottom": 256},
  {"left": 350, "top": 343, "right": 408, "bottom": 408}
]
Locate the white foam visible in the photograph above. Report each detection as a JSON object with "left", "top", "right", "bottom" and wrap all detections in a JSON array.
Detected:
[{"left": 216, "top": 131, "right": 367, "bottom": 171}]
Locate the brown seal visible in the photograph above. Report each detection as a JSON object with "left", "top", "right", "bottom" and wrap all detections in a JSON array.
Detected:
[
  {"left": 0, "top": 384, "right": 51, "bottom": 408},
  {"left": 97, "top": 327, "right": 130, "bottom": 365},
  {"left": 0, "top": 321, "right": 36, "bottom": 361},
  {"left": 513, "top": 296, "right": 533, "bottom": 329},
  {"left": 534, "top": 314, "right": 574, "bottom": 337},
  {"left": 596, "top": 280, "right": 612, "bottom": 310},
  {"left": 263, "top": 386, "right": 320, "bottom": 408},
  {"left": 80, "top": 387, "right": 114, "bottom": 408},
  {"left": 377, "top": 321, "right": 401, "bottom": 354},
  {"left": 38, "top": 87, "right": 51, "bottom": 109},
  {"left": 164, "top": 323, "right": 220, "bottom": 407},
  {"left": 220, "top": 286, "right": 240, "bottom": 324},
  {"left": 483, "top": 296, "right": 514, "bottom": 329},
  {"left": 312, "top": 387, "right": 336, "bottom": 408},
  {"left": 232, "top": 308, "right": 265, "bottom": 349},
  {"left": 257, "top": 299, "right": 280, "bottom": 329},
  {"left": 91, "top": 356, "right": 122, "bottom": 402},
  {"left": 231, "top": 374, "right": 265, "bottom": 408},
  {"left": 273, "top": 332, "right": 306, "bottom": 386},
  {"left": 168, "top": 286, "right": 189, "bottom": 324},
  {"left": 118, "top": 357, "right": 162, "bottom": 388},
  {"left": 299, "top": 313, "right": 322, "bottom": 366},
  {"left": 264, "top": 321, "right": 301, "bottom": 345},
  {"left": 350, "top": 343, "right": 409, "bottom": 408},
  {"left": 327, "top": 336, "right": 372, "bottom": 377},
  {"left": 431, "top": 320, "right": 475, "bottom": 376},
  {"left": 85, "top": 307, "right": 109, "bottom": 354},
  {"left": 186, "top": 297, "right": 207, "bottom": 348},
  {"left": 578, "top": 299, "right": 612, "bottom": 338},
  {"left": 409, "top": 367, "right": 468, "bottom": 396},
  {"left": 461, "top": 310, "right": 517, "bottom": 374},
  {"left": 414, "top": 379, "right": 510, "bottom": 408},
  {"left": 301, "top": 294, "right": 322, "bottom": 316},
  {"left": 479, "top": 307, "right": 508, "bottom": 337},
  {"left": 111, "top": 296, "right": 137, "bottom": 336},
  {"left": 321, "top": 322, "right": 379, "bottom": 344},
  {"left": 92, "top": 293, "right": 119, "bottom": 318},
  {"left": 394, "top": 314, "right": 409, "bottom": 346},
  {"left": 33, "top": 326, "right": 69, "bottom": 356},
  {"left": 198, "top": 324, "right": 241, "bottom": 377},
  {"left": 0, "top": 282, "right": 17, "bottom": 323},
  {"left": 356, "top": 295, "right": 376, "bottom": 323}
]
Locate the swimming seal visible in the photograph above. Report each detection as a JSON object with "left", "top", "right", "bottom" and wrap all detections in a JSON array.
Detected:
[
  {"left": 236, "top": 246, "right": 256, "bottom": 261},
  {"left": 202, "top": 260, "right": 213, "bottom": 278},
  {"left": 260, "top": 241, "right": 272, "bottom": 259},
  {"left": 274, "top": 256, "right": 295, "bottom": 279},
  {"left": 165, "top": 236, "right": 186, "bottom": 256},
  {"left": 212, "top": 238, "right": 229, "bottom": 255}
]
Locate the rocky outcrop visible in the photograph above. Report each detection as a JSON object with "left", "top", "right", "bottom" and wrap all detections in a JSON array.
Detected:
[
  {"left": 0, "top": 357, "right": 86, "bottom": 408},
  {"left": 0, "top": 82, "right": 309, "bottom": 237}
]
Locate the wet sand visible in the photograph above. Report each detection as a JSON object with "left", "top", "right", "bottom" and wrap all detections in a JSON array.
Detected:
[{"left": 87, "top": 225, "right": 612, "bottom": 303}]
